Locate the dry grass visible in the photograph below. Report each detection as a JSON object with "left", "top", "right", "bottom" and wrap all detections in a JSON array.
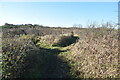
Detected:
[
  {"left": 66, "top": 28, "right": 119, "bottom": 78},
  {"left": 1, "top": 23, "right": 119, "bottom": 78}
]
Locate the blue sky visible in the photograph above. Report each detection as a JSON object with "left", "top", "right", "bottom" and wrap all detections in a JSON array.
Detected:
[{"left": 0, "top": 2, "right": 118, "bottom": 27}]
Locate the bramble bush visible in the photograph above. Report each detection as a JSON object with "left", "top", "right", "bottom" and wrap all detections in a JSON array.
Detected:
[{"left": 2, "top": 37, "right": 37, "bottom": 79}]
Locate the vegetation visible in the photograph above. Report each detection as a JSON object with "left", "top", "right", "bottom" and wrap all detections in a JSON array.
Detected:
[
  {"left": 53, "top": 35, "right": 79, "bottom": 47},
  {"left": 1, "top": 23, "right": 119, "bottom": 79}
]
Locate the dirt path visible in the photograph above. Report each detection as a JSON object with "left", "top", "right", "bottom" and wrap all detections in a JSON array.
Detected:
[{"left": 21, "top": 47, "right": 71, "bottom": 78}]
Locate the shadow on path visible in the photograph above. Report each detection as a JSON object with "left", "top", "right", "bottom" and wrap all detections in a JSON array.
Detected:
[{"left": 21, "top": 48, "right": 71, "bottom": 78}]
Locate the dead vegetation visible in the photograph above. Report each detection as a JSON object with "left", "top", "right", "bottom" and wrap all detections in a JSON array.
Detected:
[
  {"left": 65, "top": 25, "right": 119, "bottom": 78},
  {"left": 1, "top": 22, "right": 119, "bottom": 78}
]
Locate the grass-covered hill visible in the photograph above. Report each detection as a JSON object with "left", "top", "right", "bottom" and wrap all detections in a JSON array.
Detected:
[{"left": 1, "top": 23, "right": 119, "bottom": 79}]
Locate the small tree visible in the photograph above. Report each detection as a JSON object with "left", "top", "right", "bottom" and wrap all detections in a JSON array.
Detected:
[{"left": 73, "top": 24, "right": 82, "bottom": 28}]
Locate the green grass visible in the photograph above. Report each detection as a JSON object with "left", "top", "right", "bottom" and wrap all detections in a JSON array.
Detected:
[
  {"left": 35, "top": 40, "right": 84, "bottom": 78},
  {"left": 22, "top": 40, "right": 74, "bottom": 78},
  {"left": 36, "top": 41, "right": 52, "bottom": 49}
]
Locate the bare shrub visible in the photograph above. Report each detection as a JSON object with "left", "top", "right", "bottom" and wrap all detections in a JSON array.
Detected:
[{"left": 66, "top": 23, "right": 119, "bottom": 78}]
